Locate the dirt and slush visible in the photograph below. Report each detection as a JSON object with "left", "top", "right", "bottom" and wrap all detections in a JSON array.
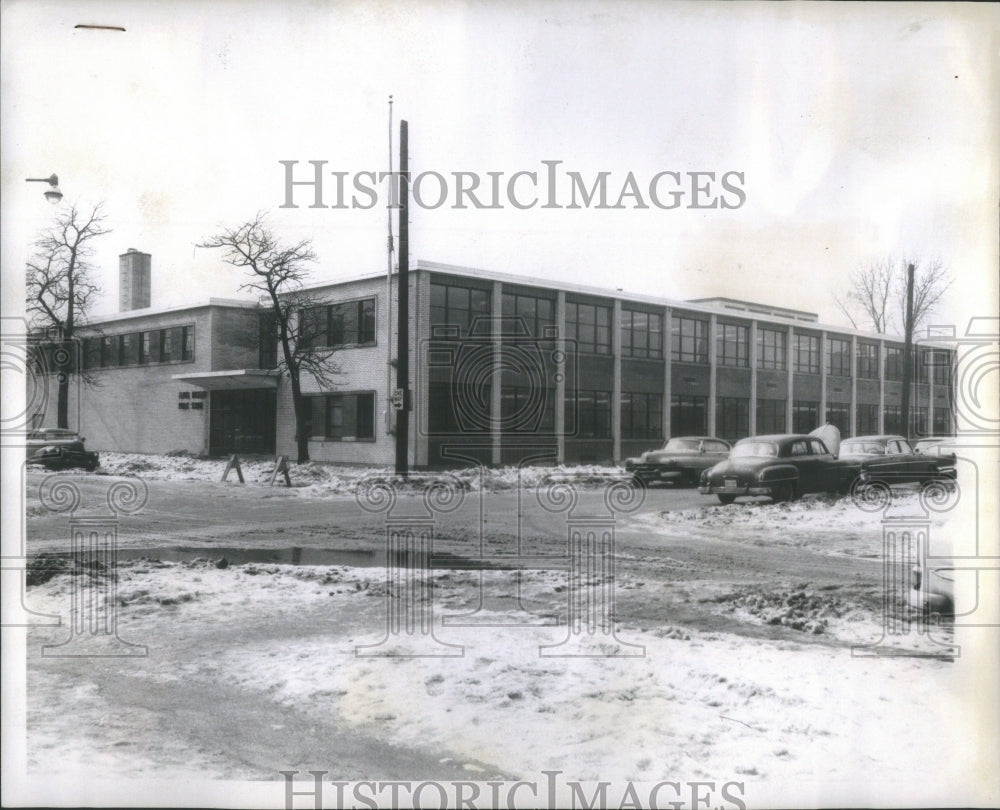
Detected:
[{"left": 17, "top": 453, "right": 992, "bottom": 807}]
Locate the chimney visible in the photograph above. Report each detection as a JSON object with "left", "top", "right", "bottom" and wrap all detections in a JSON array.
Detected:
[{"left": 119, "top": 248, "right": 151, "bottom": 311}]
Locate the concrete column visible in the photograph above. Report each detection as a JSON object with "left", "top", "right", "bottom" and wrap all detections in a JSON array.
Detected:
[
  {"left": 878, "top": 339, "right": 886, "bottom": 434},
  {"left": 491, "top": 281, "right": 502, "bottom": 466},
  {"left": 850, "top": 335, "right": 858, "bottom": 437},
  {"left": 413, "top": 271, "right": 431, "bottom": 467},
  {"left": 663, "top": 307, "right": 672, "bottom": 440},
  {"left": 708, "top": 314, "right": 717, "bottom": 435},
  {"left": 927, "top": 353, "right": 935, "bottom": 437},
  {"left": 820, "top": 330, "right": 828, "bottom": 427},
  {"left": 786, "top": 326, "right": 794, "bottom": 431},
  {"left": 749, "top": 320, "right": 758, "bottom": 436},
  {"left": 555, "top": 291, "right": 566, "bottom": 463},
  {"left": 612, "top": 299, "right": 622, "bottom": 464}
]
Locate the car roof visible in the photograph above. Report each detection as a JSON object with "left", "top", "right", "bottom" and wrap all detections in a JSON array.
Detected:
[
  {"left": 668, "top": 436, "right": 729, "bottom": 443},
  {"left": 843, "top": 435, "right": 906, "bottom": 443}
]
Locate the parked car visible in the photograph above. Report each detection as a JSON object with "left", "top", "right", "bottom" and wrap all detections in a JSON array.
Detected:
[
  {"left": 838, "top": 435, "right": 956, "bottom": 490},
  {"left": 623, "top": 436, "right": 731, "bottom": 487},
  {"left": 699, "top": 434, "right": 844, "bottom": 504},
  {"left": 25, "top": 428, "right": 84, "bottom": 458},
  {"left": 26, "top": 438, "right": 99, "bottom": 472},
  {"left": 913, "top": 436, "right": 956, "bottom": 455},
  {"left": 908, "top": 548, "right": 955, "bottom": 616}
]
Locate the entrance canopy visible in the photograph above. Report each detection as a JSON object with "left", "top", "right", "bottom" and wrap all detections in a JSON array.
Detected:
[{"left": 172, "top": 369, "right": 280, "bottom": 390}]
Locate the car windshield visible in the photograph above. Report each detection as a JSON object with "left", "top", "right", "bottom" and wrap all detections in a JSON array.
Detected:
[
  {"left": 732, "top": 441, "right": 778, "bottom": 458},
  {"left": 663, "top": 438, "right": 702, "bottom": 451},
  {"left": 841, "top": 441, "right": 885, "bottom": 455}
]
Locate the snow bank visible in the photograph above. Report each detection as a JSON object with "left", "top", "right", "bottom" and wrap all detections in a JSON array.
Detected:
[{"left": 93, "top": 452, "right": 628, "bottom": 495}]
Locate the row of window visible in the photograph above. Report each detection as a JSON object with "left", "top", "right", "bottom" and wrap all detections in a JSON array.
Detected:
[
  {"left": 306, "top": 385, "right": 950, "bottom": 445},
  {"left": 428, "top": 281, "right": 953, "bottom": 381},
  {"left": 80, "top": 325, "right": 194, "bottom": 369},
  {"left": 302, "top": 298, "right": 377, "bottom": 349},
  {"left": 671, "top": 397, "right": 949, "bottom": 442}
]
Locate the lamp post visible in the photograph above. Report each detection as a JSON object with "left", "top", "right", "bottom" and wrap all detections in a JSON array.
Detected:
[{"left": 25, "top": 173, "right": 62, "bottom": 203}]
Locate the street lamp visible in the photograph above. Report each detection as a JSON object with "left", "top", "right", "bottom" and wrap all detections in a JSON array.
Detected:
[{"left": 25, "top": 173, "right": 62, "bottom": 204}]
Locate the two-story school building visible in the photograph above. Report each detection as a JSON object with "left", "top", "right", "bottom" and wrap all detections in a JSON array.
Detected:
[{"left": 44, "top": 256, "right": 956, "bottom": 467}]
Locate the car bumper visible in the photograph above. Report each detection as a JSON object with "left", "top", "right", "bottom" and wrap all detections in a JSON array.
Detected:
[
  {"left": 629, "top": 468, "right": 685, "bottom": 484},
  {"left": 698, "top": 484, "right": 773, "bottom": 497},
  {"left": 907, "top": 565, "right": 955, "bottom": 615},
  {"left": 907, "top": 587, "right": 953, "bottom": 615}
]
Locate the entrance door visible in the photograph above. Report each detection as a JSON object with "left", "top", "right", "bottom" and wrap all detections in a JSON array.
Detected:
[{"left": 209, "top": 388, "right": 276, "bottom": 455}]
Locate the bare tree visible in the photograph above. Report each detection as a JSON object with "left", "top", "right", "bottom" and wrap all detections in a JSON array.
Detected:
[
  {"left": 837, "top": 257, "right": 952, "bottom": 438},
  {"left": 834, "top": 259, "right": 894, "bottom": 334},
  {"left": 25, "top": 202, "right": 110, "bottom": 428},
  {"left": 199, "top": 213, "right": 339, "bottom": 462},
  {"left": 835, "top": 257, "right": 952, "bottom": 336},
  {"left": 895, "top": 258, "right": 951, "bottom": 337}
]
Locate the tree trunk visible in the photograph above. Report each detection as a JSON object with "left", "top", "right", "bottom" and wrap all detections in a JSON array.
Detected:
[
  {"left": 56, "top": 339, "right": 71, "bottom": 429},
  {"left": 57, "top": 371, "right": 69, "bottom": 429},
  {"left": 290, "top": 382, "right": 310, "bottom": 464}
]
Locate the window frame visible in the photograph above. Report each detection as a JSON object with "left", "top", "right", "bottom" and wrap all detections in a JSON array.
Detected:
[
  {"left": 326, "top": 296, "right": 377, "bottom": 349},
  {"left": 430, "top": 280, "right": 492, "bottom": 336},
  {"left": 314, "top": 391, "right": 376, "bottom": 442},
  {"left": 621, "top": 391, "right": 664, "bottom": 440},
  {"left": 856, "top": 342, "right": 879, "bottom": 379},
  {"left": 793, "top": 333, "right": 820, "bottom": 374},
  {"left": 757, "top": 327, "right": 787, "bottom": 371},
  {"left": 716, "top": 322, "right": 749, "bottom": 368},
  {"left": 566, "top": 388, "right": 612, "bottom": 438},
  {"left": 502, "top": 291, "right": 556, "bottom": 338},
  {"left": 621, "top": 308, "right": 664, "bottom": 360},
  {"left": 670, "top": 315, "right": 709, "bottom": 364},
  {"left": 826, "top": 336, "right": 851, "bottom": 377},
  {"left": 566, "top": 300, "right": 612, "bottom": 355}
]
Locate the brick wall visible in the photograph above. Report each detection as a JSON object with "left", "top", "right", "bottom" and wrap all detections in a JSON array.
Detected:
[{"left": 278, "top": 276, "right": 400, "bottom": 464}]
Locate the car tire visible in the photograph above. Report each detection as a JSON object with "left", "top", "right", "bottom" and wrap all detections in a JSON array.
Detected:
[
  {"left": 772, "top": 484, "right": 794, "bottom": 503},
  {"left": 717, "top": 494, "right": 736, "bottom": 505}
]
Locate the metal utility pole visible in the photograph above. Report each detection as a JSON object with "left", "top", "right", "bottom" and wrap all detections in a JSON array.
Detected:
[
  {"left": 394, "top": 119, "right": 410, "bottom": 477},
  {"left": 901, "top": 262, "right": 915, "bottom": 439}
]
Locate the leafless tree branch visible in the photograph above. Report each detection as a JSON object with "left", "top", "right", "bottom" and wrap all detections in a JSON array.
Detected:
[
  {"left": 200, "top": 213, "right": 338, "bottom": 462},
  {"left": 25, "top": 202, "right": 110, "bottom": 427}
]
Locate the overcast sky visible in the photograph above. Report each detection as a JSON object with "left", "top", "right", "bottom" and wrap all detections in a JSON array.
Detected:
[{"left": 2, "top": 0, "right": 997, "bottom": 333}]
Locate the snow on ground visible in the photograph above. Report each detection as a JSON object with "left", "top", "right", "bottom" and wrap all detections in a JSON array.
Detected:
[
  {"left": 93, "top": 452, "right": 626, "bottom": 495},
  {"left": 25, "top": 559, "right": 962, "bottom": 795},
  {"left": 651, "top": 489, "right": 940, "bottom": 533},
  {"left": 630, "top": 488, "right": 958, "bottom": 559}
]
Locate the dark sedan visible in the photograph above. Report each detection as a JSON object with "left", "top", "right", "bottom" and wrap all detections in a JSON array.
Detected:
[
  {"left": 623, "top": 436, "right": 732, "bottom": 487},
  {"left": 699, "top": 434, "right": 843, "bottom": 504},
  {"left": 27, "top": 440, "right": 100, "bottom": 472},
  {"left": 838, "top": 435, "right": 956, "bottom": 489}
]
